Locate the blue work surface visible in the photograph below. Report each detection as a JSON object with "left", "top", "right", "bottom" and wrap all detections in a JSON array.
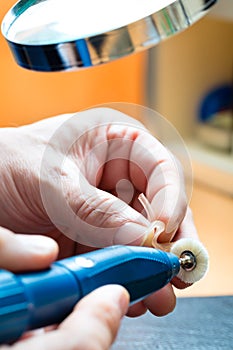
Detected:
[{"left": 112, "top": 296, "right": 233, "bottom": 350}]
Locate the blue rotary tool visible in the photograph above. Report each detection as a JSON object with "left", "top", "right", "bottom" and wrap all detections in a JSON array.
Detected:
[{"left": 0, "top": 244, "right": 203, "bottom": 344}]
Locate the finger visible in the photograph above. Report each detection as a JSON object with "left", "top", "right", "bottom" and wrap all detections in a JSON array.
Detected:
[
  {"left": 39, "top": 108, "right": 186, "bottom": 247},
  {"left": 173, "top": 207, "right": 199, "bottom": 241},
  {"left": 127, "top": 301, "right": 147, "bottom": 317},
  {"left": 143, "top": 283, "right": 176, "bottom": 316},
  {"left": 0, "top": 227, "right": 58, "bottom": 272},
  {"left": 60, "top": 285, "right": 129, "bottom": 348},
  {"left": 72, "top": 181, "right": 150, "bottom": 247},
  {"left": 39, "top": 109, "right": 152, "bottom": 247},
  {"left": 172, "top": 276, "right": 191, "bottom": 290},
  {"left": 48, "top": 165, "right": 151, "bottom": 247},
  {"left": 150, "top": 154, "right": 187, "bottom": 240},
  {"left": 5, "top": 285, "right": 129, "bottom": 350},
  {"left": 130, "top": 132, "right": 188, "bottom": 242}
]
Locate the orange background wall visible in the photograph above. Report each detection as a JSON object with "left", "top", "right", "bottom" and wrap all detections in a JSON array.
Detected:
[{"left": 0, "top": 1, "right": 147, "bottom": 127}]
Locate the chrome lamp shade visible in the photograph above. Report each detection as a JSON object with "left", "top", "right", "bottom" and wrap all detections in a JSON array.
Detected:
[{"left": 1, "top": 0, "right": 217, "bottom": 72}]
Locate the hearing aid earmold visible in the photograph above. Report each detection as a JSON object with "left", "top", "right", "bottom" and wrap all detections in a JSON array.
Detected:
[{"left": 139, "top": 193, "right": 209, "bottom": 284}]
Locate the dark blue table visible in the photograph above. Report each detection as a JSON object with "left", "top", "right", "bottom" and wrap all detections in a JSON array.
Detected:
[{"left": 112, "top": 296, "right": 233, "bottom": 349}]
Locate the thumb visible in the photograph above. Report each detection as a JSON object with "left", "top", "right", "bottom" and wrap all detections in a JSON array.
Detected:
[
  {"left": 0, "top": 227, "right": 58, "bottom": 272},
  {"left": 68, "top": 182, "right": 151, "bottom": 247},
  {"left": 86, "top": 186, "right": 152, "bottom": 246},
  {"left": 60, "top": 285, "right": 129, "bottom": 349},
  {"left": 5, "top": 285, "right": 129, "bottom": 350},
  {"left": 42, "top": 170, "right": 151, "bottom": 248}
]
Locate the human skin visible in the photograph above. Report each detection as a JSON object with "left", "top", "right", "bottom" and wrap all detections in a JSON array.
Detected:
[
  {"left": 0, "top": 108, "right": 198, "bottom": 320},
  {"left": 0, "top": 228, "right": 129, "bottom": 350}
]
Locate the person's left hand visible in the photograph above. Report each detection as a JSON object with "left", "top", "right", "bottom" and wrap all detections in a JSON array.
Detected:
[{"left": 0, "top": 107, "right": 198, "bottom": 317}]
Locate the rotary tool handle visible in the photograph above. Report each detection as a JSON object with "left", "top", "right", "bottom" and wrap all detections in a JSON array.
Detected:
[{"left": 0, "top": 245, "right": 180, "bottom": 344}]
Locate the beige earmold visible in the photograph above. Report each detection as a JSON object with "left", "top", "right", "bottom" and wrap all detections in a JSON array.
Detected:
[{"left": 138, "top": 193, "right": 209, "bottom": 284}]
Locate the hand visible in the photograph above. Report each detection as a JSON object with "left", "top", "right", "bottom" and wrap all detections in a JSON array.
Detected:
[
  {"left": 0, "top": 107, "right": 198, "bottom": 316},
  {"left": 0, "top": 227, "right": 129, "bottom": 350}
]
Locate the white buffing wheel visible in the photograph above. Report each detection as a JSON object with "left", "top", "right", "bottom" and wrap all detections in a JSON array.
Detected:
[{"left": 171, "top": 238, "right": 209, "bottom": 284}]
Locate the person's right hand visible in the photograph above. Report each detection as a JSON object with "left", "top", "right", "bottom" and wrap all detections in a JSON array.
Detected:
[{"left": 0, "top": 226, "right": 129, "bottom": 350}]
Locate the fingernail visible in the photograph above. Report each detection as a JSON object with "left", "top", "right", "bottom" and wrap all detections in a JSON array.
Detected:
[{"left": 113, "top": 222, "right": 148, "bottom": 246}]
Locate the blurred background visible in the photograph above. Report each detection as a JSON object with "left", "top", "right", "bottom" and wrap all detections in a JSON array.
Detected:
[
  {"left": 147, "top": 0, "right": 233, "bottom": 297},
  {"left": 0, "top": 0, "right": 147, "bottom": 127},
  {"left": 1, "top": 0, "right": 233, "bottom": 297}
]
